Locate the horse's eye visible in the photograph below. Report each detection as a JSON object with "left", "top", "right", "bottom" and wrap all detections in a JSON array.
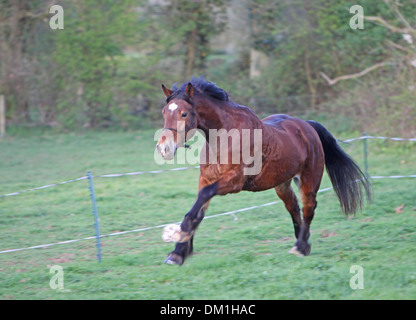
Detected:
[{"left": 182, "top": 112, "right": 188, "bottom": 118}]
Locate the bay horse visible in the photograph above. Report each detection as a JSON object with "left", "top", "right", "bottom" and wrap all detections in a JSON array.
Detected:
[{"left": 156, "top": 76, "right": 371, "bottom": 266}]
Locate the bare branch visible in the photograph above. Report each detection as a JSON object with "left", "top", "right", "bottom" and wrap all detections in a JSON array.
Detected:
[
  {"left": 386, "top": 39, "right": 412, "bottom": 53},
  {"left": 385, "top": 0, "right": 413, "bottom": 31},
  {"left": 364, "top": 16, "right": 411, "bottom": 34},
  {"left": 19, "top": 2, "right": 57, "bottom": 21},
  {"left": 320, "top": 62, "right": 388, "bottom": 86}
]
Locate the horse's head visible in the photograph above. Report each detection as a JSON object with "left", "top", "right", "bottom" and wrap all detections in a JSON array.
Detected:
[{"left": 156, "top": 83, "right": 198, "bottom": 160}]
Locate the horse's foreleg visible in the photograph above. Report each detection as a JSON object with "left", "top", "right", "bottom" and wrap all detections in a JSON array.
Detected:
[
  {"left": 167, "top": 171, "right": 243, "bottom": 243},
  {"left": 164, "top": 235, "right": 194, "bottom": 266},
  {"left": 164, "top": 196, "right": 211, "bottom": 265},
  {"left": 164, "top": 177, "right": 214, "bottom": 265},
  {"left": 164, "top": 171, "right": 243, "bottom": 265},
  {"left": 164, "top": 197, "right": 211, "bottom": 265},
  {"left": 163, "top": 182, "right": 216, "bottom": 246}
]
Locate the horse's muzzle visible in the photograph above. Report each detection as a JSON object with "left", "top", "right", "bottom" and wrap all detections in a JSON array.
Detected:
[{"left": 156, "top": 141, "right": 177, "bottom": 160}]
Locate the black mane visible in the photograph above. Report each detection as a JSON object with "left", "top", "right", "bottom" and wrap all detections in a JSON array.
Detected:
[{"left": 166, "top": 76, "right": 229, "bottom": 103}]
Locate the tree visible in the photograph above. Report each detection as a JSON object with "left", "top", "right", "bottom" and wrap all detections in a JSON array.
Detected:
[
  {"left": 154, "top": 0, "right": 229, "bottom": 79},
  {"left": 52, "top": 0, "right": 137, "bottom": 127},
  {"left": 0, "top": 0, "right": 53, "bottom": 122},
  {"left": 246, "top": 0, "right": 411, "bottom": 112},
  {"left": 321, "top": 0, "right": 416, "bottom": 86}
]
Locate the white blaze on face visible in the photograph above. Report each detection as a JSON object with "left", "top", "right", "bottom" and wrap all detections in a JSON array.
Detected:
[{"left": 168, "top": 103, "right": 178, "bottom": 112}]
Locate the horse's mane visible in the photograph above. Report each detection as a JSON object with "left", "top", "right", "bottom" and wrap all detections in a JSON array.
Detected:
[{"left": 166, "top": 76, "right": 229, "bottom": 103}]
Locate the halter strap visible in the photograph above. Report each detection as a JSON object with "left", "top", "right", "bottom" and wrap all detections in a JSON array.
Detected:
[
  {"left": 162, "top": 128, "right": 190, "bottom": 148},
  {"left": 163, "top": 127, "right": 185, "bottom": 133}
]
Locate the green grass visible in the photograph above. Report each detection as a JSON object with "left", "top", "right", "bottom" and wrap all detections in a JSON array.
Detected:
[{"left": 0, "top": 128, "right": 415, "bottom": 300}]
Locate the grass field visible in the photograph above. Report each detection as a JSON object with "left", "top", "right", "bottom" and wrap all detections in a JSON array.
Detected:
[{"left": 0, "top": 127, "right": 415, "bottom": 300}]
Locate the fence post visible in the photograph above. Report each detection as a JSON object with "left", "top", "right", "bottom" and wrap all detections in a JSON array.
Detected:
[
  {"left": 87, "top": 171, "right": 102, "bottom": 262},
  {"left": 363, "top": 132, "right": 369, "bottom": 178},
  {"left": 0, "top": 95, "right": 5, "bottom": 138}
]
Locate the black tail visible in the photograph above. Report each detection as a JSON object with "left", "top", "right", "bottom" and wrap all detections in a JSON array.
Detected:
[{"left": 307, "top": 120, "right": 372, "bottom": 215}]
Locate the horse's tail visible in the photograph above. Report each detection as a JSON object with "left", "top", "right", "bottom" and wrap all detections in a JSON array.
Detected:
[{"left": 306, "top": 120, "right": 372, "bottom": 215}]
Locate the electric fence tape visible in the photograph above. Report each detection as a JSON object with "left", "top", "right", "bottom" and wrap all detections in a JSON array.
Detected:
[{"left": 0, "top": 134, "right": 415, "bottom": 255}]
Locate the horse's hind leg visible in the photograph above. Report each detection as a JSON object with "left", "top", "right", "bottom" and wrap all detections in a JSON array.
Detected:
[
  {"left": 289, "top": 173, "right": 321, "bottom": 257},
  {"left": 275, "top": 180, "right": 302, "bottom": 239}
]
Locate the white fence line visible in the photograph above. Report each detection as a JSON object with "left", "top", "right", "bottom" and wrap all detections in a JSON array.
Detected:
[
  {"left": 371, "top": 175, "right": 416, "bottom": 179},
  {"left": 97, "top": 166, "right": 200, "bottom": 178},
  {"left": 0, "top": 134, "right": 415, "bottom": 255},
  {"left": 0, "top": 176, "right": 414, "bottom": 255},
  {"left": 0, "top": 166, "right": 200, "bottom": 198},
  {"left": 0, "top": 176, "right": 89, "bottom": 197},
  {"left": 1, "top": 134, "right": 415, "bottom": 198},
  {"left": 342, "top": 135, "right": 416, "bottom": 143},
  {"left": 0, "top": 186, "right": 335, "bottom": 254}
]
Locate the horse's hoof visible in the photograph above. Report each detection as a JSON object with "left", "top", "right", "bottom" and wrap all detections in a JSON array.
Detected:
[
  {"left": 289, "top": 244, "right": 311, "bottom": 256},
  {"left": 289, "top": 246, "right": 305, "bottom": 257},
  {"left": 164, "top": 253, "right": 183, "bottom": 266},
  {"left": 162, "top": 224, "right": 193, "bottom": 243}
]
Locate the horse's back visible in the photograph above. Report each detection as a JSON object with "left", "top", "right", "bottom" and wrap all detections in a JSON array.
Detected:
[
  {"left": 261, "top": 114, "right": 292, "bottom": 128},
  {"left": 261, "top": 114, "right": 320, "bottom": 144}
]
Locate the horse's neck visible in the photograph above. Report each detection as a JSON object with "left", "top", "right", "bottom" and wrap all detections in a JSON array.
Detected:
[
  {"left": 196, "top": 99, "right": 260, "bottom": 136},
  {"left": 196, "top": 100, "right": 226, "bottom": 135}
]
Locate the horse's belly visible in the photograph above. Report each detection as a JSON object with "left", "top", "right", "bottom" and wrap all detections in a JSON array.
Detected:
[{"left": 242, "top": 165, "right": 296, "bottom": 191}]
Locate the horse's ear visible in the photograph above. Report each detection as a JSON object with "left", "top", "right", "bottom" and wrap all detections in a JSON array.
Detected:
[
  {"left": 162, "top": 84, "right": 173, "bottom": 98},
  {"left": 185, "top": 82, "right": 194, "bottom": 98}
]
